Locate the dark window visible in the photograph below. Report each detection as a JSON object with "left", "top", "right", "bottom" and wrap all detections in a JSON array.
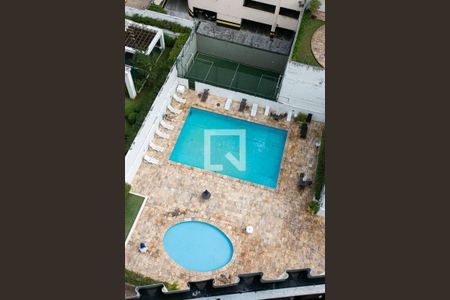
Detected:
[
  {"left": 243, "top": 0, "right": 276, "bottom": 13},
  {"left": 279, "top": 7, "right": 300, "bottom": 19},
  {"left": 193, "top": 7, "right": 217, "bottom": 21}
]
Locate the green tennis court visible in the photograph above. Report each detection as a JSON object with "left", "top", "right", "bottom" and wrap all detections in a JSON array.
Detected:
[{"left": 186, "top": 53, "right": 281, "bottom": 100}]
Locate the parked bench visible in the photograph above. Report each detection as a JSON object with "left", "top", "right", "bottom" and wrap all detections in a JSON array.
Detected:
[
  {"left": 200, "top": 89, "right": 209, "bottom": 102},
  {"left": 239, "top": 98, "right": 247, "bottom": 112}
]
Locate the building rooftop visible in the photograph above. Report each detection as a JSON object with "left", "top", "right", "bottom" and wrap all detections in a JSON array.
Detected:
[
  {"left": 125, "top": 25, "right": 156, "bottom": 51},
  {"left": 196, "top": 22, "right": 293, "bottom": 56},
  {"left": 126, "top": 269, "right": 325, "bottom": 299},
  {"left": 125, "top": 90, "right": 325, "bottom": 289}
]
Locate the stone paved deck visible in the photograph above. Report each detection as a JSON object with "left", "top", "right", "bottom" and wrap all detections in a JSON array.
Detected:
[
  {"left": 125, "top": 90, "right": 325, "bottom": 288},
  {"left": 311, "top": 25, "right": 325, "bottom": 68},
  {"left": 125, "top": 0, "right": 151, "bottom": 10}
]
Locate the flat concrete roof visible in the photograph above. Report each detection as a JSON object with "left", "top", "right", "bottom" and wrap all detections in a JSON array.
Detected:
[{"left": 196, "top": 22, "right": 293, "bottom": 56}]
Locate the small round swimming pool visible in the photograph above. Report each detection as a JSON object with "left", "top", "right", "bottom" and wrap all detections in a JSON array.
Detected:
[{"left": 163, "top": 221, "right": 233, "bottom": 272}]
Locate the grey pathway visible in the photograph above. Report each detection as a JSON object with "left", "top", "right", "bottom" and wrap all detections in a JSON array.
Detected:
[{"left": 164, "top": 0, "right": 193, "bottom": 20}]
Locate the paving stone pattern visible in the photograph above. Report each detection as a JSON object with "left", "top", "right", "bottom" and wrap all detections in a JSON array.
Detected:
[
  {"left": 311, "top": 25, "right": 325, "bottom": 68},
  {"left": 125, "top": 89, "right": 325, "bottom": 288}
]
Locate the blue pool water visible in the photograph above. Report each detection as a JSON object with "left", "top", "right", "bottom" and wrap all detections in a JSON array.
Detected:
[
  {"left": 163, "top": 221, "right": 233, "bottom": 272},
  {"left": 170, "top": 108, "right": 287, "bottom": 188}
]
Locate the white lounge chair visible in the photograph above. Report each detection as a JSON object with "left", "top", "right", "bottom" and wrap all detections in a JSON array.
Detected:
[
  {"left": 167, "top": 104, "right": 181, "bottom": 114},
  {"left": 224, "top": 98, "right": 232, "bottom": 111},
  {"left": 251, "top": 103, "right": 258, "bottom": 117},
  {"left": 143, "top": 155, "right": 161, "bottom": 165},
  {"left": 173, "top": 94, "right": 186, "bottom": 104},
  {"left": 149, "top": 141, "right": 164, "bottom": 152},
  {"left": 287, "top": 110, "right": 293, "bottom": 122},
  {"left": 264, "top": 105, "right": 270, "bottom": 116},
  {"left": 155, "top": 128, "right": 169, "bottom": 139},
  {"left": 160, "top": 119, "right": 174, "bottom": 130},
  {"left": 176, "top": 84, "right": 186, "bottom": 94}
]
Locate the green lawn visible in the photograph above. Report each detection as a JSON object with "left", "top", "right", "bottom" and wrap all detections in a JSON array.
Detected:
[
  {"left": 125, "top": 193, "right": 145, "bottom": 240},
  {"left": 291, "top": 11, "right": 325, "bottom": 67}
]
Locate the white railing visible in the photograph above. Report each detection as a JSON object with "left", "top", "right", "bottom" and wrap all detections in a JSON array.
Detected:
[
  {"left": 125, "top": 9, "right": 196, "bottom": 183},
  {"left": 125, "top": 67, "right": 179, "bottom": 183},
  {"left": 194, "top": 81, "right": 321, "bottom": 121},
  {"left": 277, "top": 61, "right": 325, "bottom": 122}
]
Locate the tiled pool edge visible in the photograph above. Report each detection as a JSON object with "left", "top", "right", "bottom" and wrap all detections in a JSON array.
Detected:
[
  {"left": 158, "top": 217, "right": 240, "bottom": 277},
  {"left": 167, "top": 105, "right": 291, "bottom": 191}
]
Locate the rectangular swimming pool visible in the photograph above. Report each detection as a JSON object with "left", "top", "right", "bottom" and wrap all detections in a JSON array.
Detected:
[{"left": 170, "top": 108, "right": 287, "bottom": 188}]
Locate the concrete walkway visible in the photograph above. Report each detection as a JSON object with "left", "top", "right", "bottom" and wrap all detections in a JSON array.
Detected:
[
  {"left": 125, "top": 0, "right": 151, "bottom": 10},
  {"left": 164, "top": 0, "right": 193, "bottom": 20}
]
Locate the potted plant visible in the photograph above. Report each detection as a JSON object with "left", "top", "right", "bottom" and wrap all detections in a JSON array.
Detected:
[{"left": 307, "top": 200, "right": 320, "bottom": 214}]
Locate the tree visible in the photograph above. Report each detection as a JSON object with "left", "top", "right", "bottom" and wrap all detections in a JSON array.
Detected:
[
  {"left": 308, "top": 0, "right": 321, "bottom": 14},
  {"left": 131, "top": 51, "right": 156, "bottom": 78}
]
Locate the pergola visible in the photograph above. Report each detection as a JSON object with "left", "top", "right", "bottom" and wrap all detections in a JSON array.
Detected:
[
  {"left": 125, "top": 19, "right": 165, "bottom": 54},
  {"left": 125, "top": 19, "right": 165, "bottom": 99}
]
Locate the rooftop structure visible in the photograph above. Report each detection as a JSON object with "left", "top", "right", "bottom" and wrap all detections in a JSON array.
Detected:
[
  {"left": 125, "top": 19, "right": 165, "bottom": 55},
  {"left": 124, "top": 7, "right": 325, "bottom": 299},
  {"left": 126, "top": 269, "right": 325, "bottom": 299},
  {"left": 125, "top": 90, "right": 325, "bottom": 289},
  {"left": 196, "top": 21, "right": 293, "bottom": 56},
  {"left": 188, "top": 0, "right": 304, "bottom": 33},
  {"left": 124, "top": 19, "right": 166, "bottom": 99}
]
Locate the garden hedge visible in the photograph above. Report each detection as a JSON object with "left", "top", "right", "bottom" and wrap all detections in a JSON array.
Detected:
[
  {"left": 314, "top": 131, "right": 325, "bottom": 200},
  {"left": 125, "top": 15, "right": 192, "bottom": 34},
  {"left": 124, "top": 17, "right": 192, "bottom": 152},
  {"left": 125, "top": 183, "right": 131, "bottom": 200},
  {"left": 147, "top": 4, "right": 167, "bottom": 14}
]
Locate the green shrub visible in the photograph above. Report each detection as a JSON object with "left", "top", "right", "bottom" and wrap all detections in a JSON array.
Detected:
[
  {"left": 308, "top": 0, "right": 321, "bottom": 15},
  {"left": 168, "top": 33, "right": 189, "bottom": 63},
  {"left": 132, "top": 51, "right": 155, "bottom": 78},
  {"left": 164, "top": 34, "right": 176, "bottom": 47},
  {"left": 125, "top": 15, "right": 192, "bottom": 34},
  {"left": 125, "top": 102, "right": 134, "bottom": 117},
  {"left": 307, "top": 200, "right": 320, "bottom": 214},
  {"left": 295, "top": 112, "right": 307, "bottom": 123},
  {"left": 133, "top": 79, "right": 145, "bottom": 91},
  {"left": 147, "top": 4, "right": 167, "bottom": 14},
  {"left": 314, "top": 131, "right": 325, "bottom": 200},
  {"left": 127, "top": 112, "right": 137, "bottom": 125},
  {"left": 125, "top": 269, "right": 178, "bottom": 291},
  {"left": 125, "top": 98, "right": 140, "bottom": 116},
  {"left": 125, "top": 183, "right": 131, "bottom": 200}
]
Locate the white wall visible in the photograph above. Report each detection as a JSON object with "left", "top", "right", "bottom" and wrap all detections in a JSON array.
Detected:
[
  {"left": 125, "top": 7, "right": 196, "bottom": 183},
  {"left": 277, "top": 61, "right": 325, "bottom": 122},
  {"left": 125, "top": 67, "right": 180, "bottom": 183},
  {"left": 318, "top": 0, "right": 326, "bottom": 12},
  {"left": 316, "top": 186, "right": 325, "bottom": 217},
  {"left": 188, "top": 0, "right": 301, "bottom": 31},
  {"left": 194, "top": 81, "right": 321, "bottom": 121}
]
